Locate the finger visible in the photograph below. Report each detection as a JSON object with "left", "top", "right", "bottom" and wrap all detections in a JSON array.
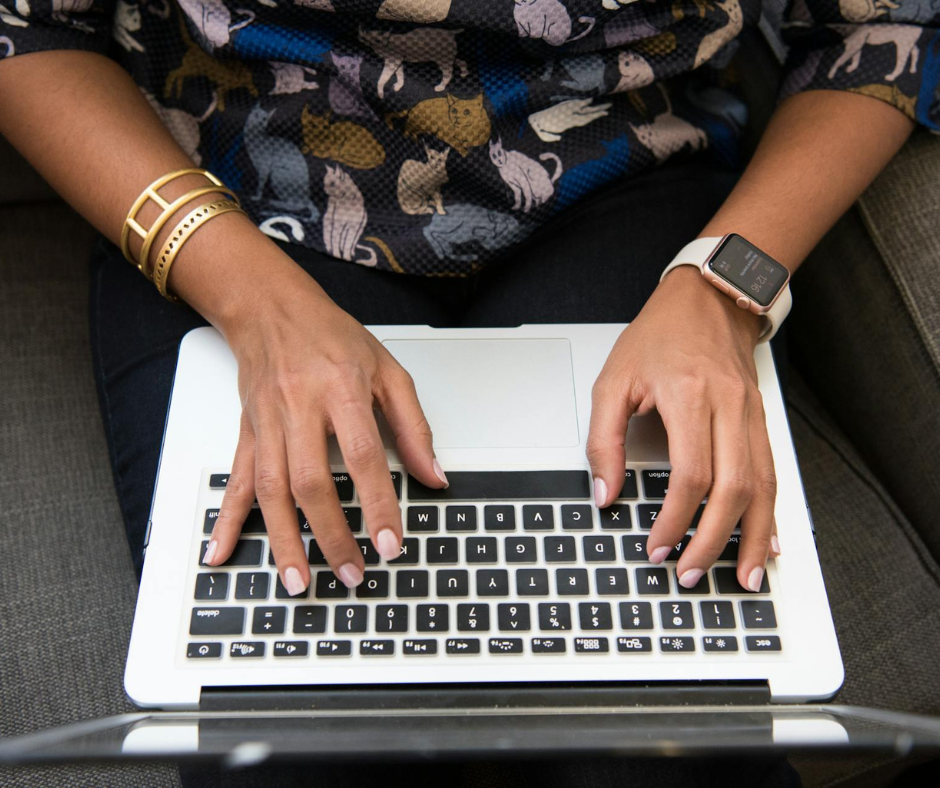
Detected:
[
  {"left": 770, "top": 517, "right": 780, "bottom": 558},
  {"left": 736, "top": 396, "right": 777, "bottom": 591},
  {"left": 376, "top": 362, "right": 447, "bottom": 489},
  {"left": 586, "top": 372, "right": 636, "bottom": 508},
  {"left": 207, "top": 412, "right": 256, "bottom": 566}
]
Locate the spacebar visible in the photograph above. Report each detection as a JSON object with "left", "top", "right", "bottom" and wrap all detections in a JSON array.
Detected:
[{"left": 407, "top": 471, "right": 590, "bottom": 501}]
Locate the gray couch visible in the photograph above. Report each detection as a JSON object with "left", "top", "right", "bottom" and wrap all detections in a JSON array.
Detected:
[{"left": 3, "top": 90, "right": 940, "bottom": 788}]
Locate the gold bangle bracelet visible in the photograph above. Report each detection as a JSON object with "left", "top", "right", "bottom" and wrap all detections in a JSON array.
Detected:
[
  {"left": 138, "top": 184, "right": 240, "bottom": 281},
  {"left": 120, "top": 168, "right": 227, "bottom": 267},
  {"left": 151, "top": 199, "right": 245, "bottom": 303}
]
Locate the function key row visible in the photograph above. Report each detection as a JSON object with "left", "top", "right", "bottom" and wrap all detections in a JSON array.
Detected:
[{"left": 208, "top": 472, "right": 402, "bottom": 502}]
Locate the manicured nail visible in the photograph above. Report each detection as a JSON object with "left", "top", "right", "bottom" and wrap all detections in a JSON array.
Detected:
[
  {"left": 376, "top": 528, "right": 400, "bottom": 561},
  {"left": 594, "top": 477, "right": 607, "bottom": 508},
  {"left": 433, "top": 458, "right": 449, "bottom": 487},
  {"left": 678, "top": 568, "right": 705, "bottom": 588},
  {"left": 747, "top": 567, "right": 764, "bottom": 592},
  {"left": 771, "top": 535, "right": 781, "bottom": 556},
  {"left": 338, "top": 563, "right": 364, "bottom": 589},
  {"left": 284, "top": 566, "right": 306, "bottom": 596},
  {"left": 203, "top": 540, "right": 218, "bottom": 565},
  {"left": 649, "top": 545, "right": 671, "bottom": 564}
]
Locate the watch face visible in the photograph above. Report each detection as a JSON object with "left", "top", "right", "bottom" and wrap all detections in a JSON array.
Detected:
[{"left": 707, "top": 235, "right": 789, "bottom": 307}]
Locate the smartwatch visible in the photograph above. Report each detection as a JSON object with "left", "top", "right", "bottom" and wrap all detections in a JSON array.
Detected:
[{"left": 660, "top": 234, "right": 792, "bottom": 343}]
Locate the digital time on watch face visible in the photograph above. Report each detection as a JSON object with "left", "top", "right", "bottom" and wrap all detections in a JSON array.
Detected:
[{"left": 707, "top": 234, "right": 789, "bottom": 307}]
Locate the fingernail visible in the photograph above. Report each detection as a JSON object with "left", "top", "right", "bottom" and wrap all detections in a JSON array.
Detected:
[
  {"left": 771, "top": 535, "right": 781, "bottom": 556},
  {"left": 376, "top": 528, "right": 400, "bottom": 561},
  {"left": 338, "top": 562, "right": 364, "bottom": 589},
  {"left": 433, "top": 458, "right": 449, "bottom": 487},
  {"left": 284, "top": 566, "right": 306, "bottom": 596},
  {"left": 593, "top": 477, "right": 607, "bottom": 508},
  {"left": 203, "top": 540, "right": 218, "bottom": 565},
  {"left": 649, "top": 545, "right": 671, "bottom": 564},
  {"left": 747, "top": 567, "right": 764, "bottom": 592},
  {"left": 678, "top": 568, "right": 705, "bottom": 588}
]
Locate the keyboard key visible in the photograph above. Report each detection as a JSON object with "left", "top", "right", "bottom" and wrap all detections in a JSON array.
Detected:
[
  {"left": 457, "top": 603, "right": 490, "bottom": 632},
  {"left": 516, "top": 568, "right": 549, "bottom": 596},
  {"left": 356, "top": 538, "right": 381, "bottom": 565},
  {"left": 389, "top": 538, "right": 419, "bottom": 565},
  {"left": 333, "top": 473, "right": 354, "bottom": 502},
  {"left": 477, "top": 569, "right": 509, "bottom": 596},
  {"left": 293, "top": 606, "right": 328, "bottom": 634},
  {"left": 595, "top": 568, "right": 630, "bottom": 596},
  {"left": 317, "top": 640, "right": 352, "bottom": 657},
  {"left": 209, "top": 473, "right": 230, "bottom": 489},
  {"left": 719, "top": 534, "right": 741, "bottom": 561},
  {"left": 466, "top": 537, "right": 498, "bottom": 564},
  {"left": 561, "top": 505, "right": 593, "bottom": 530},
  {"left": 390, "top": 471, "right": 403, "bottom": 500},
  {"left": 195, "top": 573, "right": 229, "bottom": 601},
  {"left": 745, "top": 635, "right": 782, "bottom": 652},
  {"left": 403, "top": 639, "right": 437, "bottom": 655},
  {"left": 360, "top": 639, "right": 394, "bottom": 656},
  {"left": 437, "top": 569, "right": 469, "bottom": 597},
  {"left": 203, "top": 509, "right": 220, "bottom": 534},
  {"left": 700, "top": 601, "right": 736, "bottom": 629},
  {"left": 376, "top": 604, "right": 408, "bottom": 632},
  {"left": 583, "top": 535, "right": 616, "bottom": 562},
  {"left": 417, "top": 604, "right": 449, "bottom": 632},
  {"left": 356, "top": 571, "right": 390, "bottom": 599},
  {"left": 498, "top": 603, "right": 531, "bottom": 631},
  {"left": 489, "top": 638, "right": 524, "bottom": 655},
  {"left": 252, "top": 606, "right": 286, "bottom": 635},
  {"left": 599, "top": 505, "right": 632, "bottom": 530},
  {"left": 619, "top": 469, "right": 639, "bottom": 499},
  {"left": 190, "top": 607, "right": 245, "bottom": 636},
  {"left": 276, "top": 576, "right": 310, "bottom": 599},
  {"left": 396, "top": 570, "right": 429, "bottom": 598},
  {"left": 622, "top": 534, "right": 650, "bottom": 562},
  {"left": 619, "top": 601, "right": 654, "bottom": 630},
  {"left": 408, "top": 471, "right": 590, "bottom": 501},
  {"left": 636, "top": 568, "right": 670, "bottom": 595},
  {"left": 296, "top": 509, "right": 312, "bottom": 534},
  {"left": 574, "top": 636, "right": 609, "bottom": 653},
  {"left": 660, "top": 601, "right": 694, "bottom": 629},
  {"left": 237, "top": 509, "right": 266, "bottom": 534},
  {"left": 315, "top": 572, "right": 348, "bottom": 599},
  {"left": 230, "top": 641, "right": 264, "bottom": 658},
  {"left": 446, "top": 638, "right": 480, "bottom": 654},
  {"left": 200, "top": 539, "right": 262, "bottom": 567},
  {"left": 642, "top": 470, "right": 670, "bottom": 499},
  {"left": 506, "top": 536, "right": 538, "bottom": 563},
  {"left": 427, "top": 537, "right": 459, "bottom": 564},
  {"left": 334, "top": 605, "right": 368, "bottom": 634},
  {"left": 446, "top": 505, "right": 477, "bottom": 532},
  {"left": 523, "top": 505, "right": 554, "bottom": 531},
  {"left": 408, "top": 506, "right": 439, "bottom": 533},
  {"left": 187, "top": 642, "right": 222, "bottom": 659},
  {"left": 667, "top": 537, "right": 691, "bottom": 561},
  {"left": 544, "top": 536, "right": 576, "bottom": 563},
  {"left": 274, "top": 641, "right": 308, "bottom": 657},
  {"left": 703, "top": 636, "right": 739, "bottom": 653},
  {"left": 617, "top": 636, "right": 652, "bottom": 653},
  {"left": 538, "top": 602, "right": 571, "bottom": 631},
  {"left": 741, "top": 601, "right": 777, "bottom": 629},
  {"left": 676, "top": 569, "right": 711, "bottom": 595},
  {"left": 308, "top": 542, "right": 328, "bottom": 566},
  {"left": 531, "top": 637, "right": 566, "bottom": 654},
  {"left": 556, "top": 568, "right": 589, "bottom": 596},
  {"left": 579, "top": 602, "right": 613, "bottom": 630},
  {"left": 484, "top": 505, "right": 515, "bottom": 531},
  {"left": 714, "top": 567, "right": 770, "bottom": 594},
  {"left": 659, "top": 636, "right": 695, "bottom": 653},
  {"left": 343, "top": 508, "right": 362, "bottom": 533},
  {"left": 637, "top": 505, "right": 660, "bottom": 531}
]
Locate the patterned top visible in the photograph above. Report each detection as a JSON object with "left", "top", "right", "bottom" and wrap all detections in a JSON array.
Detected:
[{"left": 2, "top": 1, "right": 939, "bottom": 275}]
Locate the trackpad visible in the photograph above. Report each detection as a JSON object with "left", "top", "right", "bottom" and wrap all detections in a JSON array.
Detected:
[{"left": 382, "top": 339, "right": 579, "bottom": 449}]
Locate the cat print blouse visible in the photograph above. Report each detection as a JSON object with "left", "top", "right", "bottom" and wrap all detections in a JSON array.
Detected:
[{"left": 3, "top": 0, "right": 939, "bottom": 275}]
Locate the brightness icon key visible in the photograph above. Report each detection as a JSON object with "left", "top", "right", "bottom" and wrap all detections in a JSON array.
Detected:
[
  {"left": 703, "top": 636, "right": 739, "bottom": 653},
  {"left": 659, "top": 636, "right": 695, "bottom": 653}
]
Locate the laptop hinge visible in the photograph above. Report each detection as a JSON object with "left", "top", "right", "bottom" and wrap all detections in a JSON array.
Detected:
[{"left": 200, "top": 681, "right": 771, "bottom": 712}]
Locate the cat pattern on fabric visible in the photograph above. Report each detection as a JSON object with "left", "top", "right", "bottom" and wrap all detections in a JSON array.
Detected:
[
  {"left": 176, "top": 0, "right": 254, "bottom": 50},
  {"left": 386, "top": 94, "right": 491, "bottom": 157},
  {"left": 270, "top": 62, "right": 319, "bottom": 94},
  {"left": 397, "top": 146, "right": 450, "bottom": 215},
  {"left": 328, "top": 51, "right": 376, "bottom": 119},
  {"left": 423, "top": 203, "right": 524, "bottom": 263},
  {"left": 300, "top": 106, "right": 386, "bottom": 168},
  {"left": 489, "top": 138, "right": 562, "bottom": 213},
  {"left": 322, "top": 165, "right": 376, "bottom": 266},
  {"left": 513, "top": 0, "right": 595, "bottom": 47},
  {"left": 528, "top": 97, "right": 611, "bottom": 142},
  {"left": 613, "top": 50, "right": 655, "bottom": 92},
  {"left": 629, "top": 86, "right": 707, "bottom": 162},
  {"left": 838, "top": 0, "right": 899, "bottom": 23},
  {"left": 827, "top": 24, "right": 921, "bottom": 81},
  {"left": 376, "top": 0, "right": 452, "bottom": 23},
  {"left": 693, "top": 0, "right": 743, "bottom": 69},
  {"left": 358, "top": 26, "right": 468, "bottom": 98},
  {"left": 113, "top": 0, "right": 145, "bottom": 52}
]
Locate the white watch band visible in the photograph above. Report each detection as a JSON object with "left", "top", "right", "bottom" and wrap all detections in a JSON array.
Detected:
[{"left": 660, "top": 236, "right": 792, "bottom": 343}]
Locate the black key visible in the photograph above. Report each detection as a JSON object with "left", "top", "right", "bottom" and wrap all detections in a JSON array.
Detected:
[
  {"left": 457, "top": 603, "right": 490, "bottom": 632},
  {"left": 427, "top": 537, "right": 459, "bottom": 564},
  {"left": 437, "top": 569, "right": 469, "bottom": 597},
  {"left": 333, "top": 472, "right": 354, "bottom": 502},
  {"left": 190, "top": 607, "right": 245, "bottom": 636},
  {"left": 689, "top": 505, "right": 705, "bottom": 530},
  {"left": 376, "top": 604, "right": 408, "bottom": 632},
  {"left": 484, "top": 505, "right": 515, "bottom": 531},
  {"left": 516, "top": 568, "right": 549, "bottom": 596},
  {"left": 446, "top": 638, "right": 480, "bottom": 654},
  {"left": 579, "top": 602, "right": 613, "bottom": 630},
  {"left": 618, "top": 469, "right": 639, "bottom": 500},
  {"left": 276, "top": 576, "right": 310, "bottom": 599},
  {"left": 746, "top": 635, "right": 782, "bottom": 652},
  {"left": 200, "top": 539, "right": 262, "bottom": 567},
  {"left": 334, "top": 605, "right": 368, "bottom": 634},
  {"left": 403, "top": 639, "right": 437, "bottom": 655},
  {"left": 203, "top": 509, "right": 220, "bottom": 534},
  {"left": 209, "top": 474, "right": 230, "bottom": 489},
  {"left": 544, "top": 535, "right": 576, "bottom": 563},
  {"left": 700, "top": 601, "right": 736, "bottom": 629},
  {"left": 660, "top": 601, "right": 694, "bottom": 629},
  {"left": 315, "top": 572, "right": 348, "bottom": 599},
  {"left": 252, "top": 606, "right": 286, "bottom": 635},
  {"left": 622, "top": 534, "right": 650, "bottom": 562},
  {"left": 667, "top": 537, "right": 691, "bottom": 561},
  {"left": 741, "top": 601, "right": 777, "bottom": 629},
  {"left": 489, "top": 638, "right": 524, "bottom": 654},
  {"left": 356, "top": 538, "right": 381, "bottom": 565},
  {"left": 531, "top": 637, "right": 566, "bottom": 654},
  {"left": 599, "top": 505, "right": 632, "bottom": 530},
  {"left": 187, "top": 642, "right": 222, "bottom": 659},
  {"left": 636, "top": 567, "right": 670, "bottom": 595},
  {"left": 195, "top": 572, "right": 229, "bottom": 601},
  {"left": 703, "top": 636, "right": 739, "bottom": 653},
  {"left": 477, "top": 569, "right": 509, "bottom": 596},
  {"left": 538, "top": 602, "right": 571, "bottom": 631},
  {"left": 637, "top": 505, "right": 661, "bottom": 531},
  {"left": 230, "top": 641, "right": 265, "bottom": 658},
  {"left": 583, "top": 535, "right": 616, "bottom": 562},
  {"left": 446, "top": 505, "right": 477, "bottom": 532},
  {"left": 408, "top": 506, "right": 439, "bottom": 533},
  {"left": 408, "top": 471, "right": 590, "bottom": 501},
  {"left": 659, "top": 636, "right": 695, "bottom": 653},
  {"left": 574, "top": 636, "right": 609, "bottom": 653},
  {"left": 506, "top": 536, "right": 538, "bottom": 563},
  {"left": 522, "top": 505, "right": 554, "bottom": 531},
  {"left": 719, "top": 534, "right": 741, "bottom": 561},
  {"left": 356, "top": 571, "right": 390, "bottom": 599},
  {"left": 317, "top": 640, "right": 352, "bottom": 657},
  {"left": 293, "top": 605, "right": 328, "bottom": 634},
  {"left": 240, "top": 510, "right": 266, "bottom": 534},
  {"left": 619, "top": 601, "right": 654, "bottom": 630},
  {"left": 417, "top": 603, "right": 449, "bottom": 632},
  {"left": 642, "top": 470, "right": 670, "bottom": 499},
  {"left": 498, "top": 603, "right": 531, "bottom": 632},
  {"left": 595, "top": 568, "right": 630, "bottom": 596},
  {"left": 343, "top": 507, "right": 362, "bottom": 533},
  {"left": 397, "top": 570, "right": 429, "bottom": 598},
  {"left": 466, "top": 537, "right": 498, "bottom": 564},
  {"left": 389, "top": 538, "right": 419, "bottom": 565},
  {"left": 308, "top": 542, "right": 328, "bottom": 566},
  {"left": 390, "top": 471, "right": 403, "bottom": 499},
  {"left": 360, "top": 639, "right": 394, "bottom": 656},
  {"left": 556, "top": 568, "right": 589, "bottom": 596},
  {"left": 676, "top": 569, "right": 711, "bottom": 595},
  {"left": 617, "top": 636, "right": 652, "bottom": 653},
  {"left": 715, "top": 567, "right": 770, "bottom": 594},
  {"left": 561, "top": 504, "right": 593, "bottom": 530},
  {"left": 273, "top": 641, "right": 308, "bottom": 657}
]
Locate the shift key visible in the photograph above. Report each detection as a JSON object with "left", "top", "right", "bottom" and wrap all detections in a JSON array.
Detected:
[{"left": 190, "top": 607, "right": 245, "bottom": 636}]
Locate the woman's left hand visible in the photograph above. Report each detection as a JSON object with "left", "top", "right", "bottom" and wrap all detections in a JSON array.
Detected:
[{"left": 586, "top": 264, "right": 780, "bottom": 592}]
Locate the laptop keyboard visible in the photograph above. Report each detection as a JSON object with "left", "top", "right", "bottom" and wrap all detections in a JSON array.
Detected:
[{"left": 185, "top": 468, "right": 782, "bottom": 664}]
